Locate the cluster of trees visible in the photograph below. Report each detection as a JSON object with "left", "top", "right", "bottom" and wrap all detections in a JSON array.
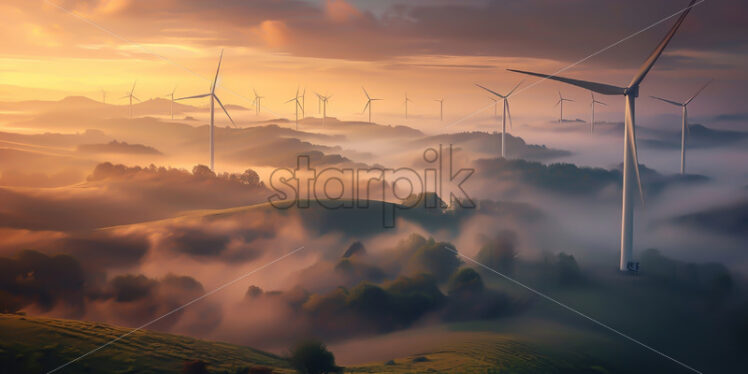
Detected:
[{"left": 87, "top": 162, "right": 264, "bottom": 188}]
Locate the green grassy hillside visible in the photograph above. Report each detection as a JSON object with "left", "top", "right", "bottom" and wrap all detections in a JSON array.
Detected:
[{"left": 0, "top": 313, "right": 292, "bottom": 373}]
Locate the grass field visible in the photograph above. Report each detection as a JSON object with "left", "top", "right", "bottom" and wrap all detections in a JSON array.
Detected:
[
  {"left": 0, "top": 313, "right": 633, "bottom": 374},
  {"left": 0, "top": 313, "right": 292, "bottom": 373}
]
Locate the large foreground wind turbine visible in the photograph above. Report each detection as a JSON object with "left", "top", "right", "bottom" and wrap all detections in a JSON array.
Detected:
[
  {"left": 508, "top": 0, "right": 697, "bottom": 272},
  {"left": 176, "top": 49, "right": 236, "bottom": 172},
  {"left": 556, "top": 91, "right": 574, "bottom": 123},
  {"left": 120, "top": 81, "right": 140, "bottom": 119},
  {"left": 362, "top": 87, "right": 382, "bottom": 123},
  {"left": 476, "top": 80, "right": 523, "bottom": 158},
  {"left": 590, "top": 91, "right": 607, "bottom": 133},
  {"left": 286, "top": 88, "right": 302, "bottom": 130},
  {"left": 165, "top": 86, "right": 177, "bottom": 120},
  {"left": 434, "top": 98, "right": 444, "bottom": 121},
  {"left": 650, "top": 79, "right": 712, "bottom": 174}
]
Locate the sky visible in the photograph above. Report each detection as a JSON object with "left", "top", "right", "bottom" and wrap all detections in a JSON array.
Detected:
[{"left": 1, "top": 0, "right": 747, "bottom": 129}]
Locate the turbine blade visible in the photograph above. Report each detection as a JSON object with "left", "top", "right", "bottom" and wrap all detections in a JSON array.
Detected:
[
  {"left": 176, "top": 93, "right": 210, "bottom": 101},
  {"left": 507, "top": 69, "right": 626, "bottom": 95},
  {"left": 362, "top": 86, "right": 370, "bottom": 100},
  {"left": 131, "top": 81, "right": 137, "bottom": 94},
  {"left": 554, "top": 100, "right": 561, "bottom": 108},
  {"left": 214, "top": 95, "right": 236, "bottom": 127},
  {"left": 212, "top": 49, "right": 224, "bottom": 93},
  {"left": 475, "top": 84, "right": 506, "bottom": 99},
  {"left": 362, "top": 100, "right": 370, "bottom": 114},
  {"left": 650, "top": 96, "right": 682, "bottom": 106},
  {"left": 506, "top": 100, "right": 513, "bottom": 130},
  {"left": 132, "top": 96, "right": 141, "bottom": 102},
  {"left": 507, "top": 80, "right": 524, "bottom": 97},
  {"left": 685, "top": 78, "right": 713, "bottom": 105},
  {"left": 629, "top": 0, "right": 697, "bottom": 88}
]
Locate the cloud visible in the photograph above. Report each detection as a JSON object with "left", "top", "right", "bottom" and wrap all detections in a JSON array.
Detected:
[{"left": 325, "top": 0, "right": 362, "bottom": 24}]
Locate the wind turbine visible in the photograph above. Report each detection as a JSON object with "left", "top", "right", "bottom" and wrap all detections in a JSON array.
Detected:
[
  {"left": 590, "top": 91, "right": 607, "bottom": 133},
  {"left": 508, "top": 0, "right": 697, "bottom": 272},
  {"left": 252, "top": 89, "right": 264, "bottom": 115},
  {"left": 404, "top": 93, "right": 412, "bottom": 119},
  {"left": 488, "top": 97, "right": 498, "bottom": 118},
  {"left": 476, "top": 80, "right": 523, "bottom": 158},
  {"left": 362, "top": 87, "right": 382, "bottom": 123},
  {"left": 101, "top": 89, "right": 107, "bottom": 104},
  {"left": 286, "top": 88, "right": 302, "bottom": 130},
  {"left": 434, "top": 98, "right": 444, "bottom": 121},
  {"left": 556, "top": 91, "right": 575, "bottom": 123},
  {"left": 175, "top": 49, "right": 236, "bottom": 172},
  {"left": 300, "top": 88, "right": 306, "bottom": 118},
  {"left": 120, "top": 81, "right": 140, "bottom": 119},
  {"left": 650, "top": 79, "right": 712, "bottom": 174},
  {"left": 165, "top": 86, "right": 177, "bottom": 120},
  {"left": 315, "top": 92, "right": 332, "bottom": 123}
]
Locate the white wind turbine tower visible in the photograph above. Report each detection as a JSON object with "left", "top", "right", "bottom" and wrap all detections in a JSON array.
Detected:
[
  {"left": 286, "top": 88, "right": 302, "bottom": 130},
  {"left": 434, "top": 98, "right": 444, "bottom": 121},
  {"left": 476, "top": 80, "right": 523, "bottom": 158},
  {"left": 120, "top": 81, "right": 140, "bottom": 119},
  {"left": 590, "top": 91, "right": 607, "bottom": 133},
  {"left": 556, "top": 91, "right": 574, "bottom": 123},
  {"left": 362, "top": 87, "right": 382, "bottom": 123},
  {"left": 252, "top": 89, "right": 264, "bottom": 115},
  {"left": 175, "top": 49, "right": 236, "bottom": 172},
  {"left": 404, "top": 93, "right": 412, "bottom": 119},
  {"left": 165, "top": 86, "right": 177, "bottom": 120},
  {"left": 651, "top": 79, "right": 712, "bottom": 174},
  {"left": 508, "top": 0, "right": 697, "bottom": 272}
]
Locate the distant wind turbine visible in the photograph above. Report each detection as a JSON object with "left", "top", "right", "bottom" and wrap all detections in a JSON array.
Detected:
[
  {"left": 120, "top": 81, "right": 140, "bottom": 119},
  {"left": 165, "top": 86, "right": 177, "bottom": 120},
  {"left": 300, "top": 88, "right": 306, "bottom": 118},
  {"left": 286, "top": 88, "right": 302, "bottom": 130},
  {"left": 488, "top": 97, "right": 498, "bottom": 118},
  {"left": 556, "top": 91, "right": 574, "bottom": 123},
  {"left": 175, "top": 49, "right": 236, "bottom": 172},
  {"left": 252, "top": 89, "right": 264, "bottom": 115},
  {"left": 434, "top": 98, "right": 444, "bottom": 121},
  {"left": 651, "top": 79, "right": 712, "bottom": 174},
  {"left": 404, "top": 93, "right": 412, "bottom": 119},
  {"left": 362, "top": 87, "right": 382, "bottom": 123},
  {"left": 476, "top": 80, "right": 523, "bottom": 158},
  {"left": 101, "top": 89, "right": 107, "bottom": 104},
  {"left": 589, "top": 91, "right": 607, "bottom": 133},
  {"left": 315, "top": 92, "right": 332, "bottom": 123},
  {"left": 508, "top": 0, "right": 698, "bottom": 272}
]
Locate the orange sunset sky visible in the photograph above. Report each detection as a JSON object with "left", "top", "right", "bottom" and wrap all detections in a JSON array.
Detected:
[{"left": 1, "top": 0, "right": 746, "bottom": 130}]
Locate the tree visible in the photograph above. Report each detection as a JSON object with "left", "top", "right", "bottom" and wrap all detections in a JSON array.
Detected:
[
  {"left": 288, "top": 339, "right": 340, "bottom": 374},
  {"left": 476, "top": 230, "right": 517, "bottom": 274},
  {"left": 240, "top": 168, "right": 262, "bottom": 187},
  {"left": 192, "top": 164, "right": 215, "bottom": 178},
  {"left": 447, "top": 268, "right": 484, "bottom": 296}
]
